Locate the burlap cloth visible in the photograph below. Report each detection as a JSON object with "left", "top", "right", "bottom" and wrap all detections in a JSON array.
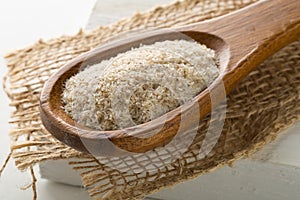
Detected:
[{"left": 1, "top": 0, "right": 299, "bottom": 199}]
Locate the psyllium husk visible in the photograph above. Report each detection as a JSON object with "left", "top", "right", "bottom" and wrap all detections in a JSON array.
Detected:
[{"left": 62, "top": 40, "right": 219, "bottom": 130}]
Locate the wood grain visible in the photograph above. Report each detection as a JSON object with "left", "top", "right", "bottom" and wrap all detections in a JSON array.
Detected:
[{"left": 40, "top": 0, "right": 300, "bottom": 155}]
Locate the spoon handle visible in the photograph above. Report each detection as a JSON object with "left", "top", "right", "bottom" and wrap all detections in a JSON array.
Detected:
[{"left": 187, "top": 0, "right": 300, "bottom": 81}]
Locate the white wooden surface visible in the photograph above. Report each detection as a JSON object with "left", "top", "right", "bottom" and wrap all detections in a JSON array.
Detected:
[
  {"left": 40, "top": 1, "right": 300, "bottom": 200},
  {"left": 86, "top": 0, "right": 173, "bottom": 29}
]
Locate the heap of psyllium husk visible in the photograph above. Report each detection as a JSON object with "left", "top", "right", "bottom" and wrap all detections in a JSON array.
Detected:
[{"left": 62, "top": 40, "right": 219, "bottom": 130}]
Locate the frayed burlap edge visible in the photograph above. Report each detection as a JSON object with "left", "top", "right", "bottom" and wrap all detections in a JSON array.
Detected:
[{"left": 2, "top": 0, "right": 299, "bottom": 199}]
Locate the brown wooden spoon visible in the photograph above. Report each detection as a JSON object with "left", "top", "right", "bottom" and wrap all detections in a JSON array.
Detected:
[{"left": 40, "top": 0, "right": 300, "bottom": 156}]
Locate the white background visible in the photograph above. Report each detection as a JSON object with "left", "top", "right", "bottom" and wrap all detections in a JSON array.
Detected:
[{"left": 0, "top": 1, "right": 95, "bottom": 199}]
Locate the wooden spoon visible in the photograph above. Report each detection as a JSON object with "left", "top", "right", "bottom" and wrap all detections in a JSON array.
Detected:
[{"left": 40, "top": 0, "right": 300, "bottom": 156}]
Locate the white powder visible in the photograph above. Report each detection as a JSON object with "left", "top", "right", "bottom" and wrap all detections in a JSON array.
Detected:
[{"left": 62, "top": 40, "right": 219, "bottom": 130}]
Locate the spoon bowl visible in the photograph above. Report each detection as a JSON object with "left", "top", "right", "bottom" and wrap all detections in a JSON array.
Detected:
[{"left": 40, "top": 0, "right": 300, "bottom": 156}]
